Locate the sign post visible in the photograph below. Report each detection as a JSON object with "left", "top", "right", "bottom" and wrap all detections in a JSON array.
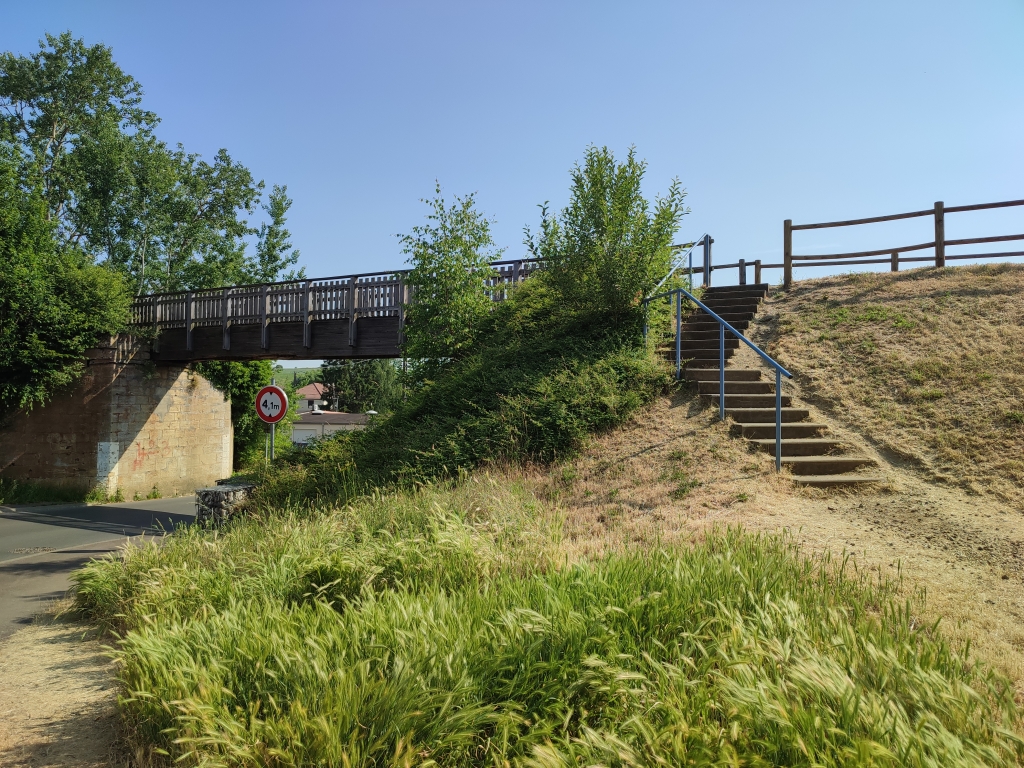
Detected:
[{"left": 255, "top": 380, "right": 288, "bottom": 461}]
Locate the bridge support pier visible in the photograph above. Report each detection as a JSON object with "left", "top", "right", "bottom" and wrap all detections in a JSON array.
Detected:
[{"left": 0, "top": 337, "right": 233, "bottom": 499}]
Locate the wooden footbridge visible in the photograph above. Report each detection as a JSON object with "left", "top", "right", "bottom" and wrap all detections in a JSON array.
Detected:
[{"left": 131, "top": 260, "right": 541, "bottom": 362}]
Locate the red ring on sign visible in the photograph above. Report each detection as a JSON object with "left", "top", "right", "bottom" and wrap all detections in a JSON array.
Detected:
[{"left": 255, "top": 385, "right": 289, "bottom": 424}]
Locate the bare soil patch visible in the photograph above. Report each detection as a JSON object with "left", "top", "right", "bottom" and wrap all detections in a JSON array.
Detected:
[{"left": 0, "top": 608, "right": 124, "bottom": 768}]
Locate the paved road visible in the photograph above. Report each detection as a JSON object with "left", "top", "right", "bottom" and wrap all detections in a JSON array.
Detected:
[{"left": 0, "top": 496, "right": 196, "bottom": 640}]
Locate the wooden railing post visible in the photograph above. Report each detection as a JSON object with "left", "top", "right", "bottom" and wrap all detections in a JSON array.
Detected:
[
  {"left": 754, "top": 260, "right": 762, "bottom": 285},
  {"left": 221, "top": 288, "right": 231, "bottom": 350},
  {"left": 302, "top": 280, "right": 312, "bottom": 348},
  {"left": 348, "top": 277, "right": 359, "bottom": 347},
  {"left": 783, "top": 219, "right": 793, "bottom": 288},
  {"left": 891, "top": 251, "right": 899, "bottom": 272},
  {"left": 260, "top": 285, "right": 269, "bottom": 349},
  {"left": 934, "top": 201, "right": 945, "bottom": 267},
  {"left": 185, "top": 291, "right": 194, "bottom": 352},
  {"left": 738, "top": 258, "right": 746, "bottom": 285}
]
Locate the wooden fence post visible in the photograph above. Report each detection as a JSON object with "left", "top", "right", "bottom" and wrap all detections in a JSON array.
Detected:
[
  {"left": 303, "top": 280, "right": 312, "bottom": 348},
  {"left": 738, "top": 258, "right": 746, "bottom": 285},
  {"left": 891, "top": 251, "right": 899, "bottom": 272},
  {"left": 260, "top": 285, "right": 269, "bottom": 350},
  {"left": 934, "top": 201, "right": 945, "bottom": 267},
  {"left": 754, "top": 260, "right": 762, "bottom": 285},
  {"left": 221, "top": 288, "right": 231, "bottom": 350},
  {"left": 783, "top": 219, "right": 793, "bottom": 288}
]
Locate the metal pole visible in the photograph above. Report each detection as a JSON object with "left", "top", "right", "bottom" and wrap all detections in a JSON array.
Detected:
[
  {"left": 675, "top": 291, "right": 682, "bottom": 380},
  {"left": 775, "top": 368, "right": 782, "bottom": 472},
  {"left": 719, "top": 324, "right": 725, "bottom": 421},
  {"left": 688, "top": 250, "right": 693, "bottom": 292},
  {"left": 270, "top": 376, "right": 276, "bottom": 461},
  {"left": 703, "top": 236, "right": 711, "bottom": 288}
]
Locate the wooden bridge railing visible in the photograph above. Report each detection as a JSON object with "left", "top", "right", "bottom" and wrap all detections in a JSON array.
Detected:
[
  {"left": 755, "top": 198, "right": 1024, "bottom": 288},
  {"left": 131, "top": 258, "right": 542, "bottom": 352}
]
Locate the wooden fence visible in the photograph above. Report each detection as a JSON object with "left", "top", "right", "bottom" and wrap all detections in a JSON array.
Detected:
[
  {"left": 131, "top": 258, "right": 542, "bottom": 353},
  {"left": 759, "top": 198, "right": 1024, "bottom": 288}
]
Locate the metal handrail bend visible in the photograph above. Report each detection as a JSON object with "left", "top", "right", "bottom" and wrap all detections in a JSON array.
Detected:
[{"left": 643, "top": 285, "right": 793, "bottom": 471}]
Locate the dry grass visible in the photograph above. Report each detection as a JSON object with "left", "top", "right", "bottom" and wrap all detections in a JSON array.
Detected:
[{"left": 751, "top": 263, "right": 1024, "bottom": 508}]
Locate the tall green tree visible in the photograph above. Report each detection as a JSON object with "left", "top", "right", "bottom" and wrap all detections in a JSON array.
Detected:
[
  {"left": 525, "top": 145, "right": 688, "bottom": 318},
  {"left": 320, "top": 359, "right": 403, "bottom": 414},
  {"left": 399, "top": 184, "right": 500, "bottom": 371},
  {"left": 0, "top": 145, "right": 130, "bottom": 419}
]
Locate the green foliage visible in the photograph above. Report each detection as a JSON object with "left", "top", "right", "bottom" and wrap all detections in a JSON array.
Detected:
[
  {"left": 254, "top": 279, "right": 669, "bottom": 508},
  {"left": 252, "top": 184, "right": 303, "bottom": 283},
  {"left": 72, "top": 517, "right": 1022, "bottom": 766},
  {"left": 320, "top": 358, "right": 403, "bottom": 413},
  {"left": 526, "top": 145, "right": 688, "bottom": 317},
  {"left": 400, "top": 184, "right": 501, "bottom": 371},
  {"left": 194, "top": 360, "right": 275, "bottom": 468},
  {"left": 0, "top": 145, "right": 130, "bottom": 418}
]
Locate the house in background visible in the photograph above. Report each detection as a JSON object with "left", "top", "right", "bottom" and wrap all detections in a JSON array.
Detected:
[
  {"left": 296, "top": 383, "right": 328, "bottom": 411},
  {"left": 290, "top": 411, "right": 369, "bottom": 446}
]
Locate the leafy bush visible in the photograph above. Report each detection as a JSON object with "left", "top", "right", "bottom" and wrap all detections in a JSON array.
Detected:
[
  {"left": 73, "top": 518, "right": 1022, "bottom": 767},
  {"left": 400, "top": 184, "right": 501, "bottom": 371},
  {"left": 320, "top": 358, "right": 403, "bottom": 413},
  {"left": 252, "top": 278, "right": 669, "bottom": 509},
  {"left": 526, "top": 145, "right": 688, "bottom": 318}
]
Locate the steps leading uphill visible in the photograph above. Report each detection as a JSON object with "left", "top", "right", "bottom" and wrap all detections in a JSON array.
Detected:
[{"left": 675, "top": 284, "right": 884, "bottom": 488}]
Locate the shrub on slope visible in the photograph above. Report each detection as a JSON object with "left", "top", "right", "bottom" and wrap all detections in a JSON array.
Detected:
[
  {"left": 252, "top": 278, "right": 670, "bottom": 509},
  {"left": 763, "top": 264, "right": 1024, "bottom": 508}
]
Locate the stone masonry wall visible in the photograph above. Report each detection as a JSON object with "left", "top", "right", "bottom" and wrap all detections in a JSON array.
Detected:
[{"left": 0, "top": 337, "right": 232, "bottom": 497}]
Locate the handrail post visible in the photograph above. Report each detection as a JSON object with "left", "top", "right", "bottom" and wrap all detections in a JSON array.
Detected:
[
  {"left": 719, "top": 324, "right": 725, "bottom": 421},
  {"left": 934, "top": 201, "right": 945, "bottom": 267},
  {"left": 303, "top": 279, "right": 312, "bottom": 348},
  {"left": 754, "top": 259, "right": 762, "bottom": 285},
  {"left": 260, "top": 284, "right": 269, "bottom": 350},
  {"left": 675, "top": 291, "right": 682, "bottom": 380},
  {"left": 738, "top": 258, "right": 746, "bottom": 286},
  {"left": 783, "top": 219, "right": 793, "bottom": 288},
  {"left": 891, "top": 251, "right": 899, "bottom": 272},
  {"left": 703, "top": 235, "right": 712, "bottom": 288},
  {"left": 688, "top": 249, "right": 693, "bottom": 291},
  {"left": 775, "top": 368, "right": 782, "bottom": 472}
]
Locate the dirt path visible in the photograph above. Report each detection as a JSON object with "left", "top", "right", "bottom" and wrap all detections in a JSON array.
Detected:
[{"left": 0, "top": 610, "right": 124, "bottom": 768}]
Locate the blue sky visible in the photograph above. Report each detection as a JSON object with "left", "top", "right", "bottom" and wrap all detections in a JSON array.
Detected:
[{"left": 5, "top": 1, "right": 1023, "bottom": 286}]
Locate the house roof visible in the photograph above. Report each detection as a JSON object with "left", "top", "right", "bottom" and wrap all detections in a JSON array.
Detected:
[
  {"left": 296, "top": 383, "right": 327, "bottom": 398},
  {"left": 294, "top": 411, "right": 370, "bottom": 426}
]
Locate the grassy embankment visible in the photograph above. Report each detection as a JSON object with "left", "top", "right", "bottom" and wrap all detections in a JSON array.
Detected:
[
  {"left": 71, "top": 275, "right": 1024, "bottom": 766},
  {"left": 760, "top": 263, "right": 1024, "bottom": 508}
]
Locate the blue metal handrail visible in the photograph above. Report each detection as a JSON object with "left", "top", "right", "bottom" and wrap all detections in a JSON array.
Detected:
[
  {"left": 653, "top": 234, "right": 710, "bottom": 293},
  {"left": 642, "top": 285, "right": 793, "bottom": 471}
]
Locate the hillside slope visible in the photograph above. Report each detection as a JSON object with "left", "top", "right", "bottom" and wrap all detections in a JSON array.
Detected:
[{"left": 754, "top": 264, "right": 1024, "bottom": 509}]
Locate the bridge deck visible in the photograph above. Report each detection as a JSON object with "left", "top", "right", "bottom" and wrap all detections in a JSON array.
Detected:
[{"left": 133, "top": 261, "right": 540, "bottom": 362}]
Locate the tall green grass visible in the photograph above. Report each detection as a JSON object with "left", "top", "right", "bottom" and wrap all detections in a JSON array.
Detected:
[
  {"left": 73, "top": 491, "right": 1021, "bottom": 766},
  {"left": 0, "top": 477, "right": 90, "bottom": 504}
]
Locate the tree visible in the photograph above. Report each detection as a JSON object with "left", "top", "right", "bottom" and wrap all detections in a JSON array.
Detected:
[
  {"left": 399, "top": 184, "right": 501, "bottom": 369},
  {"left": 0, "top": 145, "right": 130, "bottom": 419},
  {"left": 525, "top": 145, "right": 688, "bottom": 318},
  {"left": 251, "top": 184, "right": 303, "bottom": 283},
  {"left": 320, "top": 359, "right": 403, "bottom": 414}
]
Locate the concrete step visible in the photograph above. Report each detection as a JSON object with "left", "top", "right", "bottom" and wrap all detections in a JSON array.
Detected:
[
  {"left": 681, "top": 348, "right": 738, "bottom": 360},
  {"left": 750, "top": 438, "right": 845, "bottom": 456},
  {"left": 697, "top": 381, "right": 774, "bottom": 395},
  {"left": 791, "top": 474, "right": 886, "bottom": 487},
  {"left": 704, "top": 284, "right": 769, "bottom": 297},
  {"left": 679, "top": 338, "right": 740, "bottom": 351},
  {"left": 685, "top": 368, "right": 761, "bottom": 382},
  {"left": 726, "top": 407, "right": 810, "bottom": 423},
  {"left": 782, "top": 456, "right": 876, "bottom": 475},
  {"left": 706, "top": 393, "right": 792, "bottom": 408},
  {"left": 732, "top": 422, "right": 828, "bottom": 438}
]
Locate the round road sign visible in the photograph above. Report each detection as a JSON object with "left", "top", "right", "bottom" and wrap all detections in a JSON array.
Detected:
[{"left": 255, "top": 385, "right": 288, "bottom": 424}]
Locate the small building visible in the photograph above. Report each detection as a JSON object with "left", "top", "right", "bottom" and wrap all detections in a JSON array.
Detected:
[
  {"left": 296, "top": 383, "right": 328, "bottom": 411},
  {"left": 290, "top": 410, "right": 370, "bottom": 446}
]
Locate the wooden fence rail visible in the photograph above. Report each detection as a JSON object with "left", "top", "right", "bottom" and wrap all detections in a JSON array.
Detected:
[
  {"left": 765, "top": 198, "right": 1024, "bottom": 287},
  {"left": 130, "top": 258, "right": 543, "bottom": 353}
]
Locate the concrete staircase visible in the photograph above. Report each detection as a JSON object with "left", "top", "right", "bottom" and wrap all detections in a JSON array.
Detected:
[{"left": 674, "top": 284, "right": 884, "bottom": 488}]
